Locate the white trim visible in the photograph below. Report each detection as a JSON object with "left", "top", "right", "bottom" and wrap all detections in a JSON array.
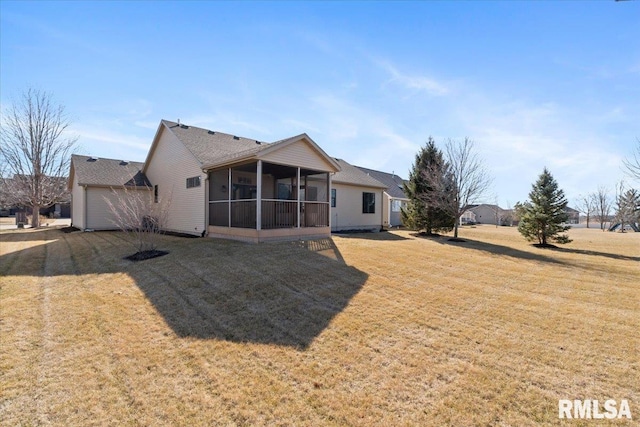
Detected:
[
  {"left": 296, "top": 167, "right": 301, "bottom": 228},
  {"left": 256, "top": 160, "right": 262, "bottom": 231}
]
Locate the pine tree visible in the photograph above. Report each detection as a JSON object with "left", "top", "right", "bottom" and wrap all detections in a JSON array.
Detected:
[
  {"left": 518, "top": 168, "right": 571, "bottom": 246},
  {"left": 401, "top": 137, "right": 455, "bottom": 234}
]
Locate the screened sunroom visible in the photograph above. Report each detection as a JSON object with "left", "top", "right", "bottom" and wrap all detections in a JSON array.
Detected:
[{"left": 207, "top": 160, "right": 333, "bottom": 241}]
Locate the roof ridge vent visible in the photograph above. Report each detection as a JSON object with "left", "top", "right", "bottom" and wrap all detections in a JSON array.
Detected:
[
  {"left": 180, "top": 124, "right": 189, "bottom": 129},
  {"left": 233, "top": 136, "right": 240, "bottom": 140},
  {"left": 208, "top": 130, "right": 215, "bottom": 135},
  {"left": 87, "top": 157, "right": 98, "bottom": 162},
  {"left": 119, "top": 160, "right": 129, "bottom": 166},
  {"left": 255, "top": 140, "right": 261, "bottom": 145}
]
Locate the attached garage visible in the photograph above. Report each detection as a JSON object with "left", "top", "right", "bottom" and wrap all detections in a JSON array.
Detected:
[{"left": 68, "top": 155, "right": 151, "bottom": 230}]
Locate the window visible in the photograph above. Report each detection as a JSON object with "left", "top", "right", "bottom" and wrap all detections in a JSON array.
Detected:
[
  {"left": 186, "top": 176, "right": 201, "bottom": 188},
  {"left": 391, "top": 199, "right": 402, "bottom": 212},
  {"left": 278, "top": 183, "right": 292, "bottom": 199},
  {"left": 154, "top": 185, "right": 158, "bottom": 203},
  {"left": 331, "top": 188, "right": 336, "bottom": 207},
  {"left": 362, "top": 192, "right": 375, "bottom": 214}
]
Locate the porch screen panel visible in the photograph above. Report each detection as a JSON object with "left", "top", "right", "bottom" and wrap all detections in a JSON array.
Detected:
[
  {"left": 301, "top": 172, "right": 330, "bottom": 227},
  {"left": 209, "top": 169, "right": 229, "bottom": 226}
]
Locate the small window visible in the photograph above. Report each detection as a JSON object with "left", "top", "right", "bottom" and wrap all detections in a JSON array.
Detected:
[
  {"left": 391, "top": 199, "right": 402, "bottom": 212},
  {"left": 154, "top": 185, "right": 158, "bottom": 203},
  {"left": 331, "top": 188, "right": 336, "bottom": 207},
  {"left": 362, "top": 192, "right": 375, "bottom": 214},
  {"left": 186, "top": 176, "right": 201, "bottom": 188}
]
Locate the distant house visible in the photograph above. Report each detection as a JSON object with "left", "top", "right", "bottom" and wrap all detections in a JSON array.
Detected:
[
  {"left": 564, "top": 206, "right": 580, "bottom": 224},
  {"left": 355, "top": 166, "right": 408, "bottom": 228},
  {"left": 68, "top": 156, "right": 151, "bottom": 230},
  {"left": 462, "top": 204, "right": 508, "bottom": 226},
  {"left": 0, "top": 175, "right": 71, "bottom": 218}
]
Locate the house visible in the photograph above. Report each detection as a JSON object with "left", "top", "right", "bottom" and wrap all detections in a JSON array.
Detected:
[
  {"left": 69, "top": 120, "right": 403, "bottom": 241},
  {"left": 331, "top": 160, "right": 387, "bottom": 232},
  {"left": 355, "top": 166, "right": 408, "bottom": 228},
  {"left": 564, "top": 206, "right": 580, "bottom": 224},
  {"left": 462, "top": 204, "right": 508, "bottom": 226},
  {"left": 144, "top": 120, "right": 344, "bottom": 242},
  {"left": 68, "top": 155, "right": 151, "bottom": 230}
]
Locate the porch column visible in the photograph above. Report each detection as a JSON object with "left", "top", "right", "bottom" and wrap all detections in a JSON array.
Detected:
[
  {"left": 228, "top": 167, "right": 232, "bottom": 228},
  {"left": 327, "top": 172, "right": 331, "bottom": 228},
  {"left": 296, "top": 167, "right": 301, "bottom": 228},
  {"left": 256, "top": 160, "right": 262, "bottom": 230}
]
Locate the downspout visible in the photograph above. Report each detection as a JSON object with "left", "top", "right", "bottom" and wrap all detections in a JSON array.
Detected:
[{"left": 83, "top": 185, "right": 87, "bottom": 231}]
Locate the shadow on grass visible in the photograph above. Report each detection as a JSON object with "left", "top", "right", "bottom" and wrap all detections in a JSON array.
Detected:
[
  {"left": 549, "top": 247, "right": 640, "bottom": 262},
  {"left": 332, "top": 230, "right": 412, "bottom": 241},
  {"left": 416, "top": 233, "right": 568, "bottom": 265},
  {"left": 0, "top": 229, "right": 367, "bottom": 350}
]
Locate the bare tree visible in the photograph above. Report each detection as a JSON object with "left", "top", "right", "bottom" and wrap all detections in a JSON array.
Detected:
[
  {"left": 104, "top": 186, "right": 172, "bottom": 255},
  {"left": 423, "top": 138, "right": 492, "bottom": 239},
  {"left": 575, "top": 193, "right": 595, "bottom": 228},
  {"left": 623, "top": 138, "right": 640, "bottom": 181},
  {"left": 0, "top": 88, "right": 77, "bottom": 227},
  {"left": 592, "top": 186, "right": 613, "bottom": 231}
]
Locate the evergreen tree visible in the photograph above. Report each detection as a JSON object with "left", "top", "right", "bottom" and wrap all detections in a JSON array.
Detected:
[
  {"left": 401, "top": 137, "right": 455, "bottom": 234},
  {"left": 518, "top": 168, "right": 571, "bottom": 246}
]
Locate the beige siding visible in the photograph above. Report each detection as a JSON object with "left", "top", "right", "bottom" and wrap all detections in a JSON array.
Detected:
[
  {"left": 331, "top": 183, "right": 383, "bottom": 231},
  {"left": 70, "top": 174, "right": 85, "bottom": 229},
  {"left": 382, "top": 192, "right": 390, "bottom": 229},
  {"left": 145, "top": 127, "right": 205, "bottom": 235},
  {"left": 85, "top": 187, "right": 125, "bottom": 230},
  {"left": 262, "top": 139, "right": 335, "bottom": 172}
]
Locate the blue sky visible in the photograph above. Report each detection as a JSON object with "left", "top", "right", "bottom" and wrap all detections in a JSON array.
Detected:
[{"left": 1, "top": 1, "right": 638, "bottom": 207}]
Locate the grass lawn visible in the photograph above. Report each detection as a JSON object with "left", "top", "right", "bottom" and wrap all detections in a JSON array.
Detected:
[{"left": 1, "top": 225, "right": 638, "bottom": 426}]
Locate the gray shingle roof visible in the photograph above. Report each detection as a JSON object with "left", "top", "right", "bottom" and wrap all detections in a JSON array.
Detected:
[
  {"left": 162, "top": 120, "right": 271, "bottom": 167},
  {"left": 332, "top": 159, "right": 387, "bottom": 188},
  {"left": 159, "top": 120, "right": 340, "bottom": 173},
  {"left": 355, "top": 166, "right": 408, "bottom": 199},
  {"left": 71, "top": 155, "right": 150, "bottom": 187}
]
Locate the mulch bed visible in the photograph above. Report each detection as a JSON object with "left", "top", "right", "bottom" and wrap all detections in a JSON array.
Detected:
[
  {"left": 124, "top": 250, "right": 169, "bottom": 262},
  {"left": 532, "top": 243, "right": 558, "bottom": 249},
  {"left": 60, "top": 226, "right": 81, "bottom": 233}
]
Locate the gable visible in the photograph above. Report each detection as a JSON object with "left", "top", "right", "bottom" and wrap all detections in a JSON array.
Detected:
[{"left": 260, "top": 138, "right": 338, "bottom": 172}]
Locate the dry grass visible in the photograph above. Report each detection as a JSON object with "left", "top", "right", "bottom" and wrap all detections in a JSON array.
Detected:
[{"left": 1, "top": 225, "right": 638, "bottom": 426}]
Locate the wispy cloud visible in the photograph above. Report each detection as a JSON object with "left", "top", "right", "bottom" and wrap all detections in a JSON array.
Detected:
[{"left": 375, "top": 59, "right": 449, "bottom": 96}]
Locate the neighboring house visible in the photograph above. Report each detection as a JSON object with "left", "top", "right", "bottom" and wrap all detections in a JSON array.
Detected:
[
  {"left": 68, "top": 155, "right": 151, "bottom": 230},
  {"left": 330, "top": 160, "right": 387, "bottom": 232},
  {"left": 463, "top": 204, "right": 507, "bottom": 226},
  {"left": 355, "top": 166, "right": 408, "bottom": 229},
  {"left": 1, "top": 175, "right": 71, "bottom": 218},
  {"left": 564, "top": 206, "right": 580, "bottom": 224}
]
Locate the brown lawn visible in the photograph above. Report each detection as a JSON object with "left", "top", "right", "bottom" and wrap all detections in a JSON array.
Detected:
[{"left": 1, "top": 225, "right": 638, "bottom": 426}]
